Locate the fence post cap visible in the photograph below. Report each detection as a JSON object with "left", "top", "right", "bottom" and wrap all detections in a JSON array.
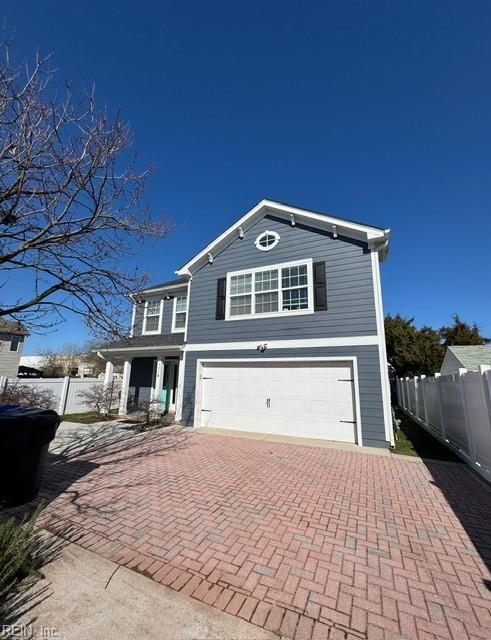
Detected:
[
  {"left": 434, "top": 372, "right": 441, "bottom": 377},
  {"left": 479, "top": 364, "right": 491, "bottom": 373},
  {"left": 458, "top": 368, "right": 467, "bottom": 376},
  {"left": 420, "top": 374, "right": 426, "bottom": 379}
]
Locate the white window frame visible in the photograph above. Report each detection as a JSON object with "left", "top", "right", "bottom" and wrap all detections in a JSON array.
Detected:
[
  {"left": 172, "top": 294, "right": 188, "bottom": 333},
  {"left": 255, "top": 230, "right": 280, "bottom": 252},
  {"left": 225, "top": 258, "right": 314, "bottom": 321},
  {"left": 142, "top": 299, "right": 163, "bottom": 335}
]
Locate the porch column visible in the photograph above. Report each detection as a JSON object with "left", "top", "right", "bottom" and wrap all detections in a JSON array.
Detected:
[
  {"left": 103, "top": 360, "right": 114, "bottom": 388},
  {"left": 119, "top": 359, "right": 132, "bottom": 415},
  {"left": 175, "top": 354, "right": 185, "bottom": 422},
  {"left": 154, "top": 357, "right": 165, "bottom": 407}
]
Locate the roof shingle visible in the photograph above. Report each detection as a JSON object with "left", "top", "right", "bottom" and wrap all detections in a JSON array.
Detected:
[
  {"left": 0, "top": 318, "right": 29, "bottom": 335},
  {"left": 447, "top": 345, "right": 491, "bottom": 371}
]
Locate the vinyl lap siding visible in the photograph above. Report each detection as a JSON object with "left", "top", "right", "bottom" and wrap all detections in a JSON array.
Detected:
[
  {"left": 186, "top": 215, "right": 377, "bottom": 343},
  {"left": 0, "top": 335, "right": 24, "bottom": 377},
  {"left": 181, "top": 345, "right": 387, "bottom": 447},
  {"left": 440, "top": 350, "right": 462, "bottom": 375},
  {"left": 132, "top": 287, "right": 187, "bottom": 336}
]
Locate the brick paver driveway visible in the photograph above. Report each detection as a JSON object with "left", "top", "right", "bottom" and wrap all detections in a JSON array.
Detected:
[{"left": 27, "top": 427, "right": 491, "bottom": 639}]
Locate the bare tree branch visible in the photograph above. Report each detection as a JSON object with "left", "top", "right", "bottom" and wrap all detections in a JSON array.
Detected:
[{"left": 0, "top": 42, "right": 171, "bottom": 338}]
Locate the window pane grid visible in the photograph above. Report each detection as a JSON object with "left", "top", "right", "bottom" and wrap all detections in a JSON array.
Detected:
[
  {"left": 230, "top": 273, "right": 252, "bottom": 295},
  {"left": 255, "top": 269, "right": 278, "bottom": 293},
  {"left": 144, "top": 299, "right": 161, "bottom": 332},
  {"left": 255, "top": 291, "right": 278, "bottom": 314},
  {"left": 146, "top": 300, "right": 161, "bottom": 315},
  {"left": 282, "top": 287, "right": 309, "bottom": 311},
  {"left": 227, "top": 263, "right": 310, "bottom": 318},
  {"left": 230, "top": 294, "right": 252, "bottom": 316},
  {"left": 145, "top": 315, "right": 160, "bottom": 332},
  {"left": 175, "top": 296, "right": 187, "bottom": 313},
  {"left": 259, "top": 234, "right": 275, "bottom": 247},
  {"left": 281, "top": 265, "right": 308, "bottom": 289},
  {"left": 175, "top": 312, "right": 186, "bottom": 328}
]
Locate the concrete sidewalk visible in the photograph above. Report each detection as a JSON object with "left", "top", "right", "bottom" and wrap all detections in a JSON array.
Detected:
[{"left": 14, "top": 541, "right": 275, "bottom": 640}]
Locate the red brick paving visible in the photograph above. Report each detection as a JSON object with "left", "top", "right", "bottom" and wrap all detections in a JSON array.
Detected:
[{"left": 18, "top": 427, "right": 491, "bottom": 639}]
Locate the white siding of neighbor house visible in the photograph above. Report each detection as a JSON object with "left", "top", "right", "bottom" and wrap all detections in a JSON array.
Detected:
[
  {"left": 0, "top": 333, "right": 25, "bottom": 377},
  {"left": 440, "top": 350, "right": 464, "bottom": 375}
]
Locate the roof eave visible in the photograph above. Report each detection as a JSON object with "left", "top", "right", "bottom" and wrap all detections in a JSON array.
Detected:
[
  {"left": 176, "top": 199, "right": 391, "bottom": 275},
  {"left": 129, "top": 280, "right": 190, "bottom": 300},
  {"left": 96, "top": 345, "right": 185, "bottom": 354}
]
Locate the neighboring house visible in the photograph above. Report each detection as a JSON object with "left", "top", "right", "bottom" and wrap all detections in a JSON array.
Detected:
[
  {"left": 440, "top": 345, "right": 491, "bottom": 375},
  {"left": 20, "top": 354, "right": 102, "bottom": 378},
  {"left": 19, "top": 355, "right": 45, "bottom": 370},
  {"left": 98, "top": 199, "right": 393, "bottom": 448},
  {"left": 0, "top": 319, "right": 29, "bottom": 377}
]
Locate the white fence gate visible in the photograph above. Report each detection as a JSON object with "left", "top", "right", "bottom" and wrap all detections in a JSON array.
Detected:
[
  {"left": 0, "top": 376, "right": 121, "bottom": 415},
  {"left": 397, "top": 366, "right": 491, "bottom": 482}
]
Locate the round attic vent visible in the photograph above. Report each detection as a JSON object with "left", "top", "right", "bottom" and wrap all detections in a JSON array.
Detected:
[{"left": 255, "top": 230, "right": 280, "bottom": 251}]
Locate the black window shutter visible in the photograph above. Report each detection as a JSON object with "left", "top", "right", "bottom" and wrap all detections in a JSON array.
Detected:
[
  {"left": 215, "top": 277, "right": 227, "bottom": 320},
  {"left": 313, "top": 261, "right": 327, "bottom": 311}
]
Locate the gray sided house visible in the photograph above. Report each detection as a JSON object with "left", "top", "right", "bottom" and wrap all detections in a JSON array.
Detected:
[
  {"left": 0, "top": 319, "right": 29, "bottom": 377},
  {"left": 440, "top": 345, "right": 491, "bottom": 375},
  {"left": 98, "top": 199, "right": 393, "bottom": 448}
]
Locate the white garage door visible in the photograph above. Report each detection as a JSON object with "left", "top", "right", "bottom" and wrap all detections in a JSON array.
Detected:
[{"left": 198, "top": 360, "right": 357, "bottom": 443}]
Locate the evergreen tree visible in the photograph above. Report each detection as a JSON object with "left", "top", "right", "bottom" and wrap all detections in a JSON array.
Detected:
[
  {"left": 385, "top": 315, "right": 443, "bottom": 377},
  {"left": 440, "top": 314, "right": 489, "bottom": 347}
]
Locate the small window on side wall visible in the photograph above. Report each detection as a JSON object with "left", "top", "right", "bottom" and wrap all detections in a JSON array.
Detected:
[
  {"left": 143, "top": 299, "right": 162, "bottom": 334},
  {"left": 255, "top": 230, "right": 280, "bottom": 252},
  {"left": 173, "top": 295, "right": 187, "bottom": 332},
  {"left": 10, "top": 335, "right": 21, "bottom": 352}
]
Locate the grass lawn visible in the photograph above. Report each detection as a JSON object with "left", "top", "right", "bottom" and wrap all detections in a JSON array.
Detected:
[
  {"left": 63, "top": 412, "right": 118, "bottom": 424},
  {"left": 392, "top": 408, "right": 462, "bottom": 462}
]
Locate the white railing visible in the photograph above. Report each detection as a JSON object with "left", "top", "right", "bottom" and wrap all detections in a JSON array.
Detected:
[
  {"left": 0, "top": 376, "right": 121, "bottom": 416},
  {"left": 397, "top": 366, "right": 491, "bottom": 482}
]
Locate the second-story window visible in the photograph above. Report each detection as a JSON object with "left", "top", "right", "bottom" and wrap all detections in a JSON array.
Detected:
[
  {"left": 226, "top": 259, "right": 313, "bottom": 320},
  {"left": 173, "top": 295, "right": 187, "bottom": 332},
  {"left": 143, "top": 299, "right": 162, "bottom": 334}
]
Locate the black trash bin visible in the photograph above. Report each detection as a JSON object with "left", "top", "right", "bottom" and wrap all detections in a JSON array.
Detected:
[{"left": 0, "top": 406, "right": 60, "bottom": 506}]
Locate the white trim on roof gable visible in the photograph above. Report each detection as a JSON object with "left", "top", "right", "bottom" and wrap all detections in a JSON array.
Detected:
[
  {"left": 130, "top": 281, "right": 189, "bottom": 299},
  {"left": 175, "top": 199, "right": 390, "bottom": 276}
]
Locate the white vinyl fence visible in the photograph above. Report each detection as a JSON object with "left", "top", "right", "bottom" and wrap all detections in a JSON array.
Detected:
[
  {"left": 0, "top": 376, "right": 121, "bottom": 415},
  {"left": 397, "top": 366, "right": 491, "bottom": 482}
]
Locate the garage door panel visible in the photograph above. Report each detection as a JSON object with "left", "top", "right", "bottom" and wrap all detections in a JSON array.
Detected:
[
  {"left": 201, "top": 364, "right": 269, "bottom": 431},
  {"left": 199, "top": 360, "right": 357, "bottom": 443}
]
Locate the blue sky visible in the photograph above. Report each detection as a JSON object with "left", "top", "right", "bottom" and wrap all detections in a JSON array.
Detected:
[{"left": 4, "top": 1, "right": 490, "bottom": 355}]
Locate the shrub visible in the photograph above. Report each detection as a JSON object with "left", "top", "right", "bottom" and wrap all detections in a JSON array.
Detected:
[
  {"left": 0, "top": 382, "right": 56, "bottom": 409},
  {"left": 78, "top": 384, "right": 116, "bottom": 417},
  {"left": 0, "top": 506, "right": 53, "bottom": 617}
]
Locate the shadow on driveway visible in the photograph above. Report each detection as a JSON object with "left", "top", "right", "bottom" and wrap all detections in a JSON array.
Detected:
[
  {"left": 397, "top": 411, "right": 491, "bottom": 590},
  {"left": 424, "top": 459, "right": 491, "bottom": 591},
  {"left": 2, "top": 424, "right": 194, "bottom": 624}
]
